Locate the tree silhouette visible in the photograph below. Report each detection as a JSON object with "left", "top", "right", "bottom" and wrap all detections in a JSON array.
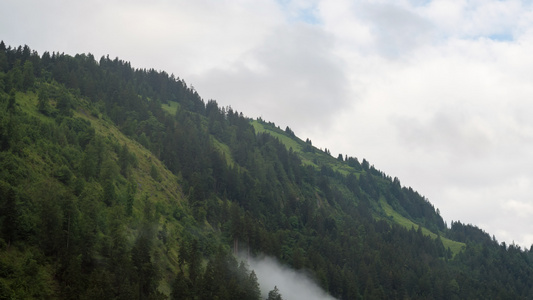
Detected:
[{"left": 266, "top": 286, "right": 283, "bottom": 300}]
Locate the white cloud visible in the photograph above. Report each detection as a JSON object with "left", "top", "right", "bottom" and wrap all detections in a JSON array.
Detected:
[
  {"left": 189, "top": 22, "right": 350, "bottom": 133},
  {"left": 278, "top": 0, "right": 321, "bottom": 23},
  {"left": 505, "top": 199, "right": 533, "bottom": 219},
  {"left": 1, "top": 0, "right": 284, "bottom": 74},
  {"left": 356, "top": 2, "right": 436, "bottom": 57},
  {"left": 420, "top": 0, "right": 528, "bottom": 40},
  {"left": 247, "top": 255, "right": 337, "bottom": 300}
]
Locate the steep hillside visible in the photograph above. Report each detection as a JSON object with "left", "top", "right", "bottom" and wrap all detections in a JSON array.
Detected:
[
  {"left": 0, "top": 86, "right": 218, "bottom": 298},
  {"left": 251, "top": 119, "right": 466, "bottom": 254},
  {"left": 1, "top": 43, "right": 533, "bottom": 299}
]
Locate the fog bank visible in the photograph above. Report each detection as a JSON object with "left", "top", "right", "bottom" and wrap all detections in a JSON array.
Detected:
[{"left": 247, "top": 255, "right": 338, "bottom": 300}]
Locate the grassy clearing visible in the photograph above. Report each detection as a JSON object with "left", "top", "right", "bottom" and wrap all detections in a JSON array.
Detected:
[
  {"left": 14, "top": 89, "right": 185, "bottom": 209},
  {"left": 379, "top": 197, "right": 465, "bottom": 256},
  {"left": 251, "top": 120, "right": 361, "bottom": 176},
  {"left": 251, "top": 120, "right": 322, "bottom": 167},
  {"left": 162, "top": 100, "right": 179, "bottom": 115},
  {"left": 211, "top": 136, "right": 235, "bottom": 167},
  {"left": 442, "top": 236, "right": 466, "bottom": 257},
  {"left": 15, "top": 91, "right": 57, "bottom": 125},
  {"left": 77, "top": 109, "right": 184, "bottom": 209},
  {"left": 251, "top": 120, "right": 303, "bottom": 152},
  {"left": 301, "top": 150, "right": 358, "bottom": 175}
]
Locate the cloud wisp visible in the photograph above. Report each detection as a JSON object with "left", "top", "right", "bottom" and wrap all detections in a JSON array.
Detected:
[{"left": 246, "top": 254, "right": 338, "bottom": 300}]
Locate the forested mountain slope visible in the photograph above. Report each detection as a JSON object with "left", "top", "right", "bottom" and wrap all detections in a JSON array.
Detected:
[{"left": 1, "top": 42, "right": 533, "bottom": 299}]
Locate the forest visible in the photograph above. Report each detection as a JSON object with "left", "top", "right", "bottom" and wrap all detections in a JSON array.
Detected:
[{"left": 1, "top": 42, "right": 533, "bottom": 299}]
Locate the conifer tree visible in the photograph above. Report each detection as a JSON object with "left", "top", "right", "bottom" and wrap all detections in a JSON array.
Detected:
[
  {"left": 247, "top": 270, "right": 261, "bottom": 300},
  {"left": 0, "top": 181, "right": 18, "bottom": 246},
  {"left": 171, "top": 271, "right": 191, "bottom": 300},
  {"left": 7, "top": 89, "right": 16, "bottom": 111},
  {"left": 0, "top": 41, "right": 8, "bottom": 72},
  {"left": 22, "top": 60, "right": 34, "bottom": 91},
  {"left": 266, "top": 286, "right": 283, "bottom": 300},
  {"left": 37, "top": 84, "right": 50, "bottom": 115}
]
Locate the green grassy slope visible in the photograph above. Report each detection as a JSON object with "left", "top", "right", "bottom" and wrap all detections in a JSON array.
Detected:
[
  {"left": 3, "top": 88, "right": 206, "bottom": 296},
  {"left": 251, "top": 120, "right": 359, "bottom": 175},
  {"left": 378, "top": 197, "right": 465, "bottom": 255},
  {"left": 250, "top": 119, "right": 466, "bottom": 254},
  {"left": 161, "top": 100, "right": 179, "bottom": 115}
]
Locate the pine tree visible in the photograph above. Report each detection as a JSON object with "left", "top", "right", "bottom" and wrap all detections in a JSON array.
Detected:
[
  {"left": 7, "top": 62, "right": 23, "bottom": 91},
  {"left": 56, "top": 91, "right": 72, "bottom": 116},
  {"left": 188, "top": 239, "right": 202, "bottom": 291},
  {"left": 22, "top": 60, "right": 34, "bottom": 91},
  {"left": 125, "top": 181, "right": 135, "bottom": 216},
  {"left": 0, "top": 181, "right": 18, "bottom": 246},
  {"left": 37, "top": 84, "right": 50, "bottom": 115},
  {"left": 7, "top": 89, "right": 16, "bottom": 111},
  {"left": 118, "top": 143, "right": 130, "bottom": 177},
  {"left": 266, "top": 286, "right": 283, "bottom": 300},
  {"left": 246, "top": 270, "right": 261, "bottom": 300},
  {"left": 171, "top": 271, "right": 191, "bottom": 300},
  {"left": 132, "top": 232, "right": 158, "bottom": 299},
  {"left": 0, "top": 42, "right": 7, "bottom": 72}
]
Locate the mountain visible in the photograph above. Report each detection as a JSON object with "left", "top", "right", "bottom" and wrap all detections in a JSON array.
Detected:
[{"left": 1, "top": 42, "right": 533, "bottom": 299}]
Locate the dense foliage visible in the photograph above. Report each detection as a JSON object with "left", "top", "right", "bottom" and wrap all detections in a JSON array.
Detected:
[{"left": 1, "top": 42, "right": 533, "bottom": 299}]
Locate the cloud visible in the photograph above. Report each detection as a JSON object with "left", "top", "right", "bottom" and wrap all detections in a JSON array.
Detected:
[
  {"left": 277, "top": 0, "right": 321, "bottom": 24},
  {"left": 189, "top": 22, "right": 350, "bottom": 134},
  {"left": 504, "top": 198, "right": 533, "bottom": 219},
  {"left": 247, "top": 255, "right": 337, "bottom": 300},
  {"left": 356, "top": 2, "right": 437, "bottom": 57},
  {"left": 422, "top": 0, "right": 528, "bottom": 40},
  {"left": 1, "top": 0, "right": 284, "bottom": 73}
]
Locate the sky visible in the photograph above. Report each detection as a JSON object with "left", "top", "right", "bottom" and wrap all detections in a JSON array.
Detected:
[{"left": 2, "top": 0, "right": 533, "bottom": 248}]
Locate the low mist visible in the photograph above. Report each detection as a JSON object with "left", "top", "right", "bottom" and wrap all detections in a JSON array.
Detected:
[{"left": 246, "top": 255, "right": 338, "bottom": 300}]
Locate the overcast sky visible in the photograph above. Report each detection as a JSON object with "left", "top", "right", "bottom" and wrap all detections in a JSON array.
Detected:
[{"left": 2, "top": 0, "right": 533, "bottom": 248}]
